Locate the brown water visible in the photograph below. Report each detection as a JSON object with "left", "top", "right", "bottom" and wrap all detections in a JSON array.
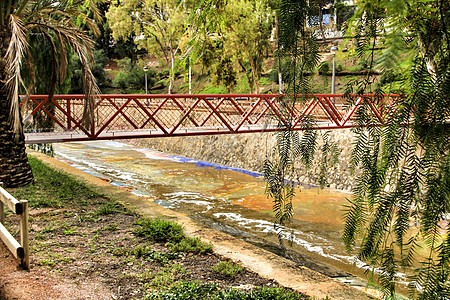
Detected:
[{"left": 53, "top": 140, "right": 407, "bottom": 287}]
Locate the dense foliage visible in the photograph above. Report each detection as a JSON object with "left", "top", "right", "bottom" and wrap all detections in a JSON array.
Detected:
[
  {"left": 106, "top": 0, "right": 200, "bottom": 93},
  {"left": 105, "top": 0, "right": 277, "bottom": 94},
  {"left": 341, "top": 0, "right": 450, "bottom": 298},
  {"left": 262, "top": 0, "right": 340, "bottom": 246},
  {"left": 70, "top": 50, "right": 108, "bottom": 94},
  {"left": 262, "top": 0, "right": 450, "bottom": 298},
  {"left": 111, "top": 58, "right": 152, "bottom": 93}
]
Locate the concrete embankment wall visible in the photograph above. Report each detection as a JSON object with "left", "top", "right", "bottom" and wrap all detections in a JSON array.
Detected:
[{"left": 133, "top": 128, "right": 356, "bottom": 192}]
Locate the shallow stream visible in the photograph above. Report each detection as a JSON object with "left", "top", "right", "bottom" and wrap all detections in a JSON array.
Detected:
[{"left": 53, "top": 140, "right": 377, "bottom": 286}]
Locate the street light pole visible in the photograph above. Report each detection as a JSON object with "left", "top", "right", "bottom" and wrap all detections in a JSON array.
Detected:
[
  {"left": 330, "top": 46, "right": 338, "bottom": 95},
  {"left": 143, "top": 66, "right": 149, "bottom": 105},
  {"left": 143, "top": 66, "right": 148, "bottom": 94},
  {"left": 189, "top": 58, "right": 192, "bottom": 94},
  {"left": 330, "top": 45, "right": 338, "bottom": 104}
]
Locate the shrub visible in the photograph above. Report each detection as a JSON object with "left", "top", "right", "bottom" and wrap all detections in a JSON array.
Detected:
[
  {"left": 168, "top": 236, "right": 213, "bottom": 254},
  {"left": 251, "top": 287, "right": 308, "bottom": 299},
  {"left": 318, "top": 61, "right": 330, "bottom": 74},
  {"left": 110, "top": 244, "right": 178, "bottom": 263},
  {"left": 259, "top": 76, "right": 272, "bottom": 87},
  {"left": 145, "top": 281, "right": 219, "bottom": 300},
  {"left": 112, "top": 58, "right": 156, "bottom": 93},
  {"left": 149, "top": 263, "right": 188, "bottom": 288},
  {"left": 95, "top": 201, "right": 123, "bottom": 215},
  {"left": 70, "top": 49, "right": 109, "bottom": 93},
  {"left": 133, "top": 218, "right": 185, "bottom": 242},
  {"left": 211, "top": 261, "right": 243, "bottom": 278}
]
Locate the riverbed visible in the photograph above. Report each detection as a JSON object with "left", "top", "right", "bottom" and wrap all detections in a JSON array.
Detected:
[{"left": 52, "top": 140, "right": 373, "bottom": 285}]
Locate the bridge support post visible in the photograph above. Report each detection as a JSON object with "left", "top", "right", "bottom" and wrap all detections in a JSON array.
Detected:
[{"left": 67, "top": 99, "right": 71, "bottom": 129}]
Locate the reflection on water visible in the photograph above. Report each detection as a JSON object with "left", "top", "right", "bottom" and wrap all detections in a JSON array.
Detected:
[{"left": 53, "top": 141, "right": 369, "bottom": 281}]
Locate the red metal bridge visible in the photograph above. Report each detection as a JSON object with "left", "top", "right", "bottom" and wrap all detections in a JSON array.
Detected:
[{"left": 22, "top": 93, "right": 397, "bottom": 144}]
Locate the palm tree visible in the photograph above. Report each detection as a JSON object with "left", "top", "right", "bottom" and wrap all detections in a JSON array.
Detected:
[{"left": 0, "top": 0, "right": 100, "bottom": 188}]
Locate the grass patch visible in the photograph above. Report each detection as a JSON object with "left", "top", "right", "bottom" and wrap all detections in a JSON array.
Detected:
[
  {"left": 103, "top": 224, "right": 118, "bottom": 231},
  {"left": 11, "top": 156, "right": 102, "bottom": 208},
  {"left": 148, "top": 263, "right": 188, "bottom": 289},
  {"left": 133, "top": 218, "right": 184, "bottom": 242},
  {"left": 168, "top": 236, "right": 213, "bottom": 254},
  {"left": 63, "top": 229, "right": 77, "bottom": 235},
  {"left": 3, "top": 155, "right": 298, "bottom": 300},
  {"left": 37, "top": 253, "right": 76, "bottom": 268},
  {"left": 133, "top": 218, "right": 212, "bottom": 254},
  {"left": 199, "top": 86, "right": 228, "bottom": 94},
  {"left": 211, "top": 261, "right": 243, "bottom": 278},
  {"left": 144, "top": 281, "right": 308, "bottom": 300},
  {"left": 95, "top": 201, "right": 124, "bottom": 215},
  {"left": 110, "top": 244, "right": 179, "bottom": 264}
]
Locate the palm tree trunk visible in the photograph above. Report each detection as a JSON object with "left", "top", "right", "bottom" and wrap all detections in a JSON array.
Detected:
[
  {"left": 0, "top": 98, "right": 34, "bottom": 188},
  {"left": 0, "top": 25, "right": 34, "bottom": 188}
]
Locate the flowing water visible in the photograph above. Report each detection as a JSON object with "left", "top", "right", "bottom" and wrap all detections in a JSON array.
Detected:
[{"left": 52, "top": 140, "right": 392, "bottom": 286}]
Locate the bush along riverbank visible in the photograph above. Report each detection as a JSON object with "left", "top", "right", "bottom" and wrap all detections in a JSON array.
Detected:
[{"left": 0, "top": 155, "right": 308, "bottom": 299}]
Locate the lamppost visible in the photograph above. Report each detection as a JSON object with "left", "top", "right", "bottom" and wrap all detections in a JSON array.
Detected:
[
  {"left": 330, "top": 46, "right": 338, "bottom": 95},
  {"left": 143, "top": 66, "right": 148, "bottom": 94},
  {"left": 143, "top": 66, "right": 149, "bottom": 105}
]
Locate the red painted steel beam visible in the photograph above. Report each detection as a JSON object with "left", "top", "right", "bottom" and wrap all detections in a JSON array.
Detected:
[
  {"left": 169, "top": 97, "right": 202, "bottom": 135},
  {"left": 201, "top": 96, "right": 235, "bottom": 132},
  {"left": 200, "top": 97, "right": 228, "bottom": 127},
  {"left": 235, "top": 97, "right": 265, "bottom": 131},
  {"left": 50, "top": 98, "right": 91, "bottom": 136}
]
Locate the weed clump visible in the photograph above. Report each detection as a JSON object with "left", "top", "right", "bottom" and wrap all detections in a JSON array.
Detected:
[
  {"left": 133, "top": 218, "right": 184, "bottom": 242},
  {"left": 168, "top": 236, "right": 213, "bottom": 254},
  {"left": 109, "top": 244, "right": 179, "bottom": 264},
  {"left": 95, "top": 201, "right": 124, "bottom": 215},
  {"left": 147, "top": 263, "right": 188, "bottom": 288},
  {"left": 133, "top": 218, "right": 213, "bottom": 254},
  {"left": 144, "top": 281, "right": 308, "bottom": 299},
  {"left": 211, "top": 261, "right": 243, "bottom": 278}
]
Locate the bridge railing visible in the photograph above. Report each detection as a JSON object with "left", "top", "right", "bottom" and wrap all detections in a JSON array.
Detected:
[{"left": 20, "top": 93, "right": 399, "bottom": 144}]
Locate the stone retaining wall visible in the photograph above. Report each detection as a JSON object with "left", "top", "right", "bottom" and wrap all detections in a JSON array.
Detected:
[{"left": 133, "top": 129, "right": 357, "bottom": 192}]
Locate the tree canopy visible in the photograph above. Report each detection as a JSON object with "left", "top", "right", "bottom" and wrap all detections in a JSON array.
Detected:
[
  {"left": 106, "top": 0, "right": 277, "bottom": 93},
  {"left": 107, "top": 0, "right": 194, "bottom": 93}
]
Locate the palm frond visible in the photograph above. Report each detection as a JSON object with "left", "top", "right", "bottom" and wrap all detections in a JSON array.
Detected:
[
  {"left": 5, "top": 14, "right": 28, "bottom": 139},
  {"left": 46, "top": 24, "right": 99, "bottom": 130}
]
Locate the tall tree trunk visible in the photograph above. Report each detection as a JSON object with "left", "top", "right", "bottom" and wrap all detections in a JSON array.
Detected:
[
  {"left": 318, "top": 8, "right": 326, "bottom": 41},
  {"left": 168, "top": 54, "right": 174, "bottom": 94},
  {"left": 243, "top": 44, "right": 260, "bottom": 94},
  {"left": 0, "top": 24, "right": 34, "bottom": 188}
]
